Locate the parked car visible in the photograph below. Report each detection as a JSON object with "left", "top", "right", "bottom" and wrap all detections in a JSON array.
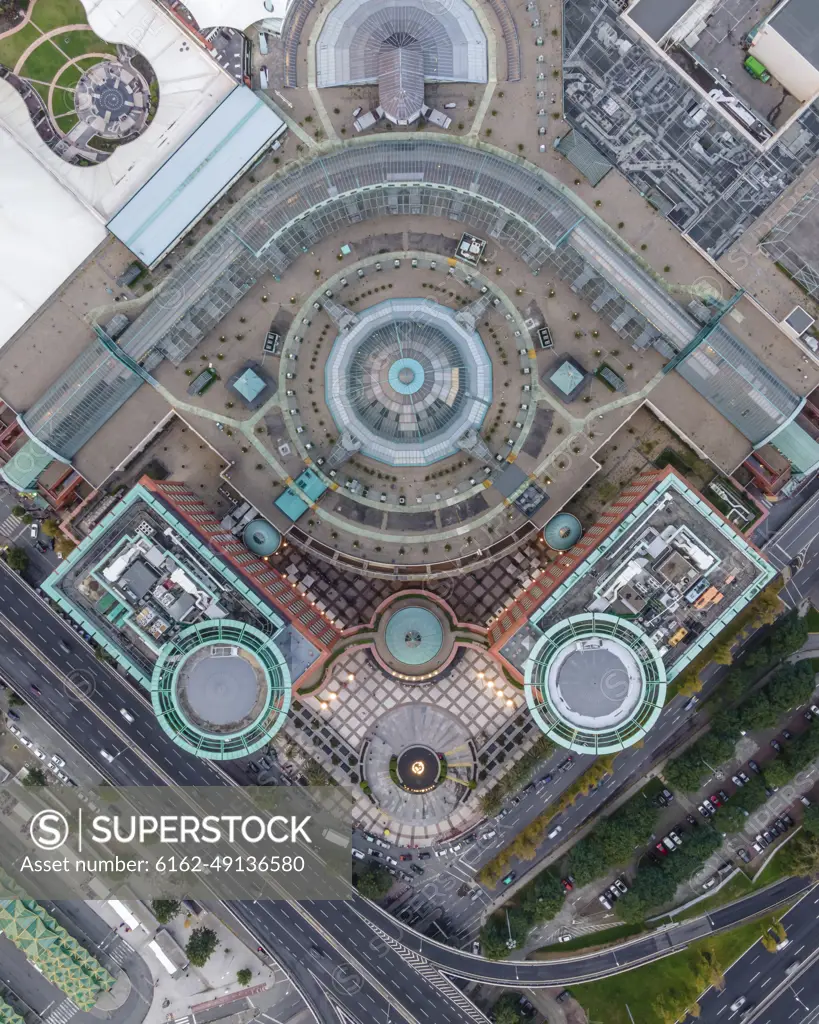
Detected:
[
  {"left": 805, "top": 709, "right": 813, "bottom": 721},
  {"left": 352, "top": 849, "right": 365, "bottom": 860},
  {"left": 738, "top": 770, "right": 750, "bottom": 784},
  {"left": 800, "top": 795, "right": 811, "bottom": 807},
  {"left": 686, "top": 814, "right": 697, "bottom": 826},
  {"left": 375, "top": 838, "right": 391, "bottom": 849},
  {"left": 718, "top": 789, "right": 729, "bottom": 802},
  {"left": 662, "top": 836, "right": 676, "bottom": 852},
  {"left": 419, "top": 851, "right": 432, "bottom": 860},
  {"left": 698, "top": 803, "right": 711, "bottom": 817},
  {"left": 556, "top": 991, "right": 570, "bottom": 1004},
  {"left": 763, "top": 830, "right": 774, "bottom": 844},
  {"left": 770, "top": 823, "right": 782, "bottom": 837},
  {"left": 661, "top": 788, "right": 674, "bottom": 804},
  {"left": 709, "top": 794, "right": 722, "bottom": 807},
  {"left": 783, "top": 813, "right": 795, "bottom": 826},
  {"left": 561, "top": 877, "right": 574, "bottom": 892},
  {"left": 7, "top": 710, "right": 19, "bottom": 721},
  {"left": 782, "top": 729, "right": 793, "bottom": 741},
  {"left": 479, "top": 830, "right": 496, "bottom": 841},
  {"left": 748, "top": 760, "right": 761, "bottom": 774},
  {"left": 539, "top": 773, "right": 553, "bottom": 785},
  {"left": 752, "top": 842, "right": 763, "bottom": 854},
  {"left": 386, "top": 856, "right": 398, "bottom": 866},
  {"left": 411, "top": 863, "right": 425, "bottom": 875},
  {"left": 732, "top": 774, "right": 745, "bottom": 787},
  {"left": 737, "top": 848, "right": 751, "bottom": 863},
  {"left": 756, "top": 833, "right": 769, "bottom": 847},
  {"left": 501, "top": 872, "right": 516, "bottom": 885},
  {"left": 399, "top": 853, "right": 412, "bottom": 861},
  {"left": 771, "top": 738, "right": 783, "bottom": 753},
  {"left": 655, "top": 842, "right": 669, "bottom": 856},
  {"left": 7, "top": 724, "right": 20, "bottom": 736},
  {"left": 598, "top": 894, "right": 612, "bottom": 909},
  {"left": 668, "top": 831, "right": 683, "bottom": 848},
  {"left": 613, "top": 878, "right": 628, "bottom": 895},
  {"left": 702, "top": 876, "right": 717, "bottom": 890}
]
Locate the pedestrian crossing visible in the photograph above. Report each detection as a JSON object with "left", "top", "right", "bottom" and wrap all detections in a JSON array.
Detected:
[
  {"left": 173, "top": 1016, "right": 192, "bottom": 1024},
  {"left": 107, "top": 942, "right": 129, "bottom": 966},
  {"left": 0, "top": 513, "right": 20, "bottom": 538},
  {"left": 43, "top": 998, "right": 78, "bottom": 1024}
]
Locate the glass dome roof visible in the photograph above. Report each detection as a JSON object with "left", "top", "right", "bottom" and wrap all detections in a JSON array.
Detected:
[
  {"left": 543, "top": 512, "right": 583, "bottom": 551},
  {"left": 384, "top": 606, "right": 444, "bottom": 665},
  {"left": 243, "top": 518, "right": 282, "bottom": 556}
]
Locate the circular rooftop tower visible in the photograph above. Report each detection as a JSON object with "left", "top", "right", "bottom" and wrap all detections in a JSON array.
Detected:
[
  {"left": 524, "top": 613, "right": 667, "bottom": 754},
  {"left": 373, "top": 598, "right": 455, "bottom": 681},
  {"left": 151, "top": 619, "right": 291, "bottom": 759},
  {"left": 325, "top": 298, "right": 492, "bottom": 467}
]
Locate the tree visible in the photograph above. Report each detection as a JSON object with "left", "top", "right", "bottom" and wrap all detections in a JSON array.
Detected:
[
  {"left": 23, "top": 766, "right": 47, "bottom": 787},
  {"left": 698, "top": 943, "right": 725, "bottom": 991},
  {"left": 55, "top": 536, "right": 76, "bottom": 557},
  {"left": 10, "top": 505, "right": 25, "bottom": 518},
  {"left": 186, "top": 927, "right": 219, "bottom": 967},
  {"left": 354, "top": 867, "right": 393, "bottom": 900},
  {"left": 5, "top": 547, "right": 28, "bottom": 572},
  {"left": 236, "top": 968, "right": 252, "bottom": 986},
  {"left": 760, "top": 931, "right": 777, "bottom": 952},
  {"left": 750, "top": 587, "right": 782, "bottom": 626},
  {"left": 480, "top": 914, "right": 515, "bottom": 960},
  {"left": 763, "top": 759, "right": 793, "bottom": 788},
  {"left": 7, "top": 692, "right": 23, "bottom": 708},
  {"left": 801, "top": 804, "right": 819, "bottom": 837},
  {"left": 711, "top": 641, "right": 733, "bottom": 665},
  {"left": 151, "top": 899, "right": 181, "bottom": 924},
  {"left": 716, "top": 804, "right": 748, "bottom": 833},
  {"left": 491, "top": 992, "right": 523, "bottom": 1024},
  {"left": 40, "top": 519, "right": 61, "bottom": 538}
]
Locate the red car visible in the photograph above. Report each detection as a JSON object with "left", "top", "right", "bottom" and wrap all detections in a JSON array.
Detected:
[
  {"left": 709, "top": 794, "right": 721, "bottom": 807},
  {"left": 561, "top": 876, "right": 574, "bottom": 892},
  {"left": 655, "top": 842, "right": 669, "bottom": 856}
]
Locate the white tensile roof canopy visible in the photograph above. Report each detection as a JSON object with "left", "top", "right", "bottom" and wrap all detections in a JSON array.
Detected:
[{"left": 183, "top": 0, "right": 291, "bottom": 30}]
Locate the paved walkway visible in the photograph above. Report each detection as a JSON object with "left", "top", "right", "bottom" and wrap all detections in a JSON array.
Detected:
[
  {"left": 0, "top": 0, "right": 33, "bottom": 41},
  {"left": 13, "top": 23, "right": 92, "bottom": 76}
]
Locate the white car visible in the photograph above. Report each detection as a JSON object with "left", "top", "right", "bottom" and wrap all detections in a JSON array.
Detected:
[
  {"left": 547, "top": 825, "right": 562, "bottom": 839},
  {"left": 730, "top": 996, "right": 746, "bottom": 1012},
  {"left": 374, "top": 838, "right": 391, "bottom": 850},
  {"left": 55, "top": 770, "right": 69, "bottom": 783},
  {"left": 20, "top": 737, "right": 32, "bottom": 748},
  {"left": 352, "top": 849, "right": 365, "bottom": 860},
  {"left": 385, "top": 856, "right": 398, "bottom": 867},
  {"left": 598, "top": 894, "right": 612, "bottom": 909},
  {"left": 50, "top": 754, "right": 66, "bottom": 768},
  {"left": 479, "top": 830, "right": 496, "bottom": 841},
  {"left": 8, "top": 725, "right": 20, "bottom": 736},
  {"left": 32, "top": 749, "right": 46, "bottom": 761}
]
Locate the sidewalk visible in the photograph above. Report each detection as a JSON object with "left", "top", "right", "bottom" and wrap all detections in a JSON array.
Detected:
[{"left": 90, "top": 900, "right": 286, "bottom": 1022}]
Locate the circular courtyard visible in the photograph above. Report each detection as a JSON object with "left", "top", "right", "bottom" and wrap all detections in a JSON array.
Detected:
[
  {"left": 150, "top": 619, "right": 291, "bottom": 760},
  {"left": 395, "top": 744, "right": 442, "bottom": 792},
  {"left": 524, "top": 612, "right": 668, "bottom": 754}
]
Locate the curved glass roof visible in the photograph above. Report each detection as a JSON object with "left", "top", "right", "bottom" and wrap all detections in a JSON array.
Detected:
[
  {"left": 543, "top": 512, "right": 583, "bottom": 551},
  {"left": 324, "top": 298, "right": 491, "bottom": 466},
  {"left": 385, "top": 606, "right": 444, "bottom": 665},
  {"left": 315, "top": 0, "right": 488, "bottom": 88},
  {"left": 524, "top": 612, "right": 667, "bottom": 754},
  {"left": 151, "top": 618, "right": 291, "bottom": 760},
  {"left": 21, "top": 138, "right": 804, "bottom": 466}
]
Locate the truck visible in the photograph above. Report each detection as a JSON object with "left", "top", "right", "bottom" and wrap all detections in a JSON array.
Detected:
[
  {"left": 322, "top": 827, "right": 350, "bottom": 847},
  {"left": 744, "top": 55, "right": 770, "bottom": 82}
]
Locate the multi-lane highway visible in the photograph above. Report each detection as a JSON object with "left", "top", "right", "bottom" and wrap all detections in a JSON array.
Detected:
[
  {"left": 0, "top": 560, "right": 815, "bottom": 1024},
  {"left": 696, "top": 885, "right": 819, "bottom": 1023}
]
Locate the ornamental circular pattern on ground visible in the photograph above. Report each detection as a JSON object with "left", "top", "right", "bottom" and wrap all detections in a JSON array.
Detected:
[
  {"left": 361, "top": 703, "right": 476, "bottom": 826},
  {"left": 75, "top": 62, "right": 150, "bottom": 139},
  {"left": 324, "top": 298, "right": 492, "bottom": 467},
  {"left": 150, "top": 619, "right": 291, "bottom": 760},
  {"left": 524, "top": 612, "right": 667, "bottom": 754},
  {"left": 396, "top": 744, "right": 442, "bottom": 792}
]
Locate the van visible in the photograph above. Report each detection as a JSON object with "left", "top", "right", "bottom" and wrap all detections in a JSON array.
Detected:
[
  {"left": 786, "top": 959, "right": 801, "bottom": 975},
  {"left": 547, "top": 825, "right": 562, "bottom": 839},
  {"left": 100, "top": 749, "right": 114, "bottom": 763},
  {"left": 120, "top": 708, "right": 134, "bottom": 724}
]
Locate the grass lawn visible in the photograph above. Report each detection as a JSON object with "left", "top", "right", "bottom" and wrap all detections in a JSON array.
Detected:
[
  {"left": 576, "top": 916, "right": 777, "bottom": 1024},
  {"left": 534, "top": 922, "right": 645, "bottom": 953},
  {"left": 30, "top": 0, "right": 89, "bottom": 32},
  {"left": 75, "top": 55, "right": 104, "bottom": 71},
  {"left": 20, "top": 39, "right": 66, "bottom": 80},
  {"left": 0, "top": 21, "right": 42, "bottom": 69},
  {"left": 55, "top": 111, "right": 78, "bottom": 133},
  {"left": 28, "top": 79, "right": 51, "bottom": 105},
  {"left": 51, "top": 29, "right": 117, "bottom": 60},
  {"left": 50, "top": 86, "right": 75, "bottom": 116},
  {"left": 804, "top": 606, "right": 819, "bottom": 632},
  {"left": 54, "top": 61, "right": 82, "bottom": 89}
]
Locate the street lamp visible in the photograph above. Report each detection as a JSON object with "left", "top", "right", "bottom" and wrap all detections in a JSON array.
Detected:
[{"left": 505, "top": 909, "right": 516, "bottom": 950}]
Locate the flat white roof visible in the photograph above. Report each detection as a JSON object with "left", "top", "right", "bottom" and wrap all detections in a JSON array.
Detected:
[
  {"left": 0, "top": 0, "right": 235, "bottom": 222},
  {"left": 107, "top": 87, "right": 285, "bottom": 265},
  {"left": 0, "top": 126, "right": 106, "bottom": 348},
  {"left": 185, "top": 0, "right": 292, "bottom": 31},
  {"left": 106, "top": 898, "right": 141, "bottom": 930}
]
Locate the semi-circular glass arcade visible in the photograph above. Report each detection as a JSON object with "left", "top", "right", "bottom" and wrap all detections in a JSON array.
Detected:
[
  {"left": 524, "top": 612, "right": 667, "bottom": 754},
  {"left": 151, "top": 618, "right": 291, "bottom": 760}
]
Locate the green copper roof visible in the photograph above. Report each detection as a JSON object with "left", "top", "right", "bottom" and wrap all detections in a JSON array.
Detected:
[
  {"left": 384, "top": 606, "right": 444, "bottom": 665},
  {"left": 543, "top": 512, "right": 583, "bottom": 551},
  {"left": 243, "top": 518, "right": 282, "bottom": 556}
]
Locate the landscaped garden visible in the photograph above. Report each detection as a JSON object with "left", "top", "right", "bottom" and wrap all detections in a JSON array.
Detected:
[{"left": 0, "top": 0, "right": 118, "bottom": 135}]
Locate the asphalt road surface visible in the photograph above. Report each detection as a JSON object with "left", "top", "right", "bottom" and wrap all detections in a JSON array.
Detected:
[{"left": 697, "top": 885, "right": 819, "bottom": 1023}]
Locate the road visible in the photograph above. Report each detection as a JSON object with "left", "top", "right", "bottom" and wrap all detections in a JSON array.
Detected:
[
  {"left": 763, "top": 488, "right": 819, "bottom": 607},
  {"left": 697, "top": 885, "right": 819, "bottom": 1022},
  {"left": 0, "top": 557, "right": 817, "bottom": 1013}
]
